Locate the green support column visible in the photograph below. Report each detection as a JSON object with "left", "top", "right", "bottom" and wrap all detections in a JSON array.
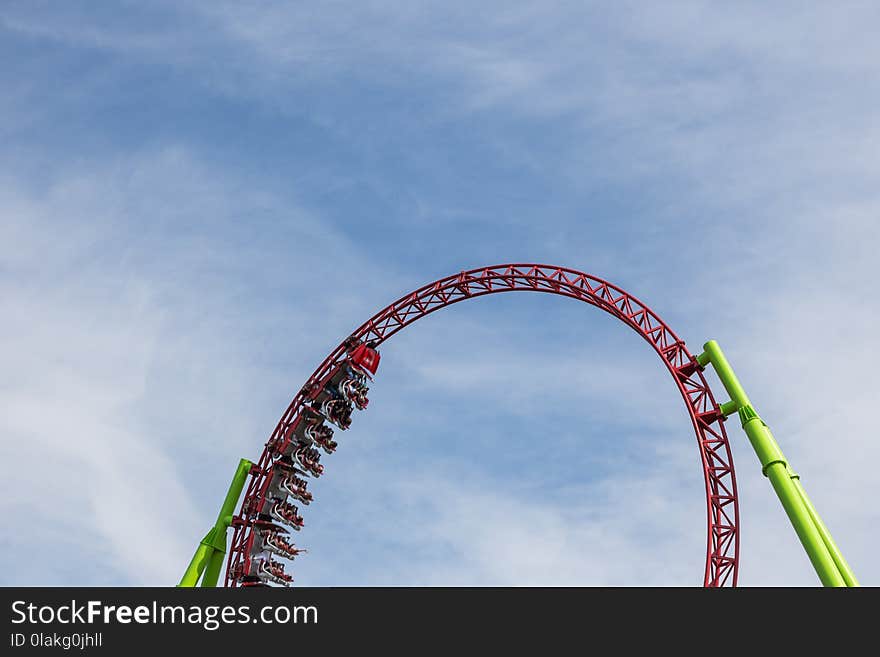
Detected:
[
  {"left": 179, "top": 543, "right": 212, "bottom": 588},
  {"left": 178, "top": 458, "right": 254, "bottom": 587},
  {"left": 791, "top": 477, "right": 859, "bottom": 587},
  {"left": 696, "top": 340, "right": 857, "bottom": 587},
  {"left": 200, "top": 541, "right": 228, "bottom": 589}
]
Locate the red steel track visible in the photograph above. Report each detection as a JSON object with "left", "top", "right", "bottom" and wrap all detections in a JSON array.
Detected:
[{"left": 226, "top": 264, "right": 740, "bottom": 586}]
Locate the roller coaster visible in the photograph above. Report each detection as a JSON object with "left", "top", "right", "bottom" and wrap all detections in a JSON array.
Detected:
[{"left": 179, "top": 264, "right": 859, "bottom": 588}]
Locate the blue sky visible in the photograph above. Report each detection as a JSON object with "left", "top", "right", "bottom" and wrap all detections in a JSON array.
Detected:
[{"left": 1, "top": 2, "right": 878, "bottom": 586}]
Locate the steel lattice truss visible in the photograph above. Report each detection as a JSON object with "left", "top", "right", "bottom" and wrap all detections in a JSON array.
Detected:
[{"left": 226, "top": 264, "right": 740, "bottom": 586}]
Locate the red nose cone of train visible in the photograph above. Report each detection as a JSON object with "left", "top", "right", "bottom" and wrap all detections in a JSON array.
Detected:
[{"left": 350, "top": 343, "right": 380, "bottom": 375}]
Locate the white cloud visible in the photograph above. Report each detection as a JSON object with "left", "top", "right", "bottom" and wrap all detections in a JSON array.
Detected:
[
  {"left": 1, "top": 1, "right": 877, "bottom": 587},
  {"left": 294, "top": 442, "right": 707, "bottom": 586},
  {"left": 0, "top": 146, "right": 396, "bottom": 584}
]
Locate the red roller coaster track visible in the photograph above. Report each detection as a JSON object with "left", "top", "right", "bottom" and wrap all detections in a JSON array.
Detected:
[{"left": 226, "top": 264, "right": 740, "bottom": 586}]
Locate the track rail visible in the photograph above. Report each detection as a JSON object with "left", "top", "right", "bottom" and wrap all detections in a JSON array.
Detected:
[{"left": 226, "top": 264, "right": 740, "bottom": 586}]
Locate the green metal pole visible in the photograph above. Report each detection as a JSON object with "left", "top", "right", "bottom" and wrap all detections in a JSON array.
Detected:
[
  {"left": 762, "top": 459, "right": 844, "bottom": 587},
  {"left": 697, "top": 340, "right": 855, "bottom": 587},
  {"left": 214, "top": 459, "right": 254, "bottom": 533},
  {"left": 200, "top": 546, "right": 228, "bottom": 588},
  {"left": 179, "top": 543, "right": 212, "bottom": 588},
  {"left": 791, "top": 477, "right": 859, "bottom": 587},
  {"left": 178, "top": 458, "right": 254, "bottom": 587}
]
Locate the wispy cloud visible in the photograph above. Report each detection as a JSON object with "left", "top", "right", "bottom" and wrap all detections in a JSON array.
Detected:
[
  {"left": 1, "top": 1, "right": 877, "bottom": 586},
  {"left": 0, "top": 147, "right": 397, "bottom": 584}
]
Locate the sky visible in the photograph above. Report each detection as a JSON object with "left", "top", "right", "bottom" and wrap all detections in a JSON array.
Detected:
[{"left": 1, "top": 1, "right": 878, "bottom": 587}]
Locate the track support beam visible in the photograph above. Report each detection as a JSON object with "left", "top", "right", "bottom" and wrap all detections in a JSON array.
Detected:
[
  {"left": 696, "top": 340, "right": 858, "bottom": 587},
  {"left": 179, "top": 458, "right": 253, "bottom": 587}
]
